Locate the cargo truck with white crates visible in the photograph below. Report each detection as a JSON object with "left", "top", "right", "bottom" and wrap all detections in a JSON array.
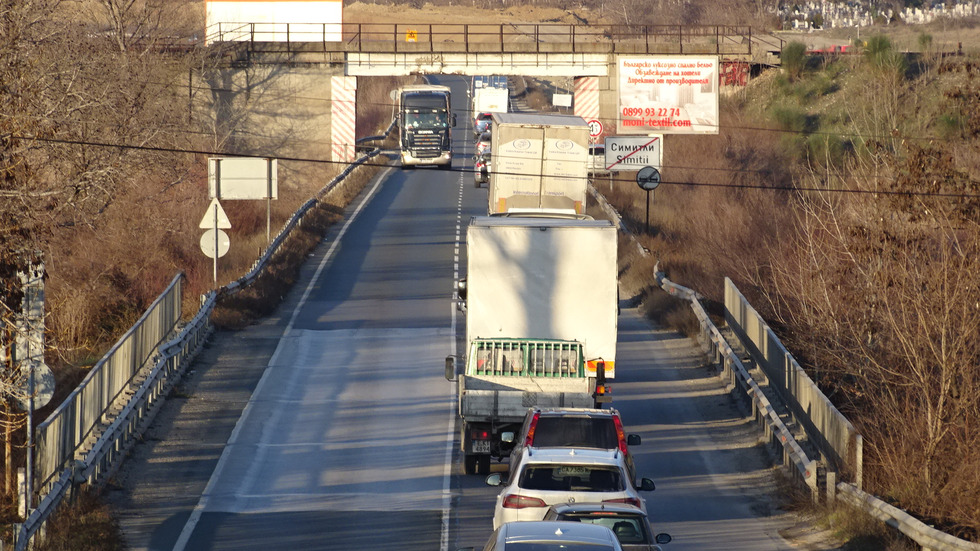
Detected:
[
  {"left": 488, "top": 113, "right": 590, "bottom": 216},
  {"left": 446, "top": 215, "right": 618, "bottom": 475}
]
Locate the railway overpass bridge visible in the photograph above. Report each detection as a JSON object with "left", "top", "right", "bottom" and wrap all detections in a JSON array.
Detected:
[
  {"left": 209, "top": 22, "right": 782, "bottom": 74},
  {"left": 198, "top": 22, "right": 783, "bottom": 162}
]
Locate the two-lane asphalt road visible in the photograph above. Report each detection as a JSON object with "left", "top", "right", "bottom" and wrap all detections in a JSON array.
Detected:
[{"left": 106, "top": 74, "right": 830, "bottom": 551}]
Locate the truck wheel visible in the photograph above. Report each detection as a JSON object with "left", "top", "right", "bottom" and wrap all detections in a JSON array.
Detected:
[
  {"left": 464, "top": 454, "right": 478, "bottom": 475},
  {"left": 477, "top": 454, "right": 491, "bottom": 475}
]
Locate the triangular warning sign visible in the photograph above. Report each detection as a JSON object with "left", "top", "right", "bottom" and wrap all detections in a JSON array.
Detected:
[{"left": 199, "top": 198, "right": 232, "bottom": 230}]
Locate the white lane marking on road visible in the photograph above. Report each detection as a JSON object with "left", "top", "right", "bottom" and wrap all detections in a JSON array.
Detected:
[
  {"left": 173, "top": 167, "right": 392, "bottom": 551},
  {"left": 441, "top": 168, "right": 464, "bottom": 551}
]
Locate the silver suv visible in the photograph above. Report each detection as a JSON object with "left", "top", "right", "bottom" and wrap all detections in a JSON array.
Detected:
[
  {"left": 458, "top": 520, "right": 625, "bottom": 551},
  {"left": 487, "top": 447, "right": 656, "bottom": 529}
]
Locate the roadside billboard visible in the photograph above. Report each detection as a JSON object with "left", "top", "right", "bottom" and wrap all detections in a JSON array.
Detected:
[{"left": 617, "top": 56, "right": 719, "bottom": 135}]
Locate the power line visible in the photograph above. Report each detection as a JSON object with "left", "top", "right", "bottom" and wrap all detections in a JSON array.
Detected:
[{"left": 12, "top": 133, "right": 980, "bottom": 200}]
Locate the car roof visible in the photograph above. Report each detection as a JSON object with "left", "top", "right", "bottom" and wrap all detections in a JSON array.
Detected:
[
  {"left": 531, "top": 407, "right": 621, "bottom": 417},
  {"left": 546, "top": 502, "right": 646, "bottom": 516},
  {"left": 499, "top": 520, "right": 622, "bottom": 545},
  {"left": 521, "top": 447, "right": 625, "bottom": 466}
]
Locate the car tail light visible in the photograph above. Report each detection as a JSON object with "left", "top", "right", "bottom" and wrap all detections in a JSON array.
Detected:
[
  {"left": 524, "top": 411, "right": 541, "bottom": 447},
  {"left": 603, "top": 497, "right": 642, "bottom": 508},
  {"left": 613, "top": 415, "right": 629, "bottom": 455},
  {"left": 502, "top": 494, "right": 547, "bottom": 509}
]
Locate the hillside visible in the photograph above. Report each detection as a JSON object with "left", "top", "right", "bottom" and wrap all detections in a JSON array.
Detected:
[{"left": 594, "top": 36, "right": 980, "bottom": 543}]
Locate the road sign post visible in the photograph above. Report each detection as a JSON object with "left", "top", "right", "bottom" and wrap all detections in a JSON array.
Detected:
[
  {"left": 636, "top": 166, "right": 661, "bottom": 234},
  {"left": 199, "top": 198, "right": 232, "bottom": 285}
]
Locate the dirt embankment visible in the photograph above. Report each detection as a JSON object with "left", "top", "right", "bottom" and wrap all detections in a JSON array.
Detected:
[{"left": 343, "top": 2, "right": 603, "bottom": 26}]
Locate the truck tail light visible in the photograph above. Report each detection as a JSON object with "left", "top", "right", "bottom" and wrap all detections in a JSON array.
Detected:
[
  {"left": 524, "top": 411, "right": 541, "bottom": 447},
  {"left": 502, "top": 494, "right": 547, "bottom": 509},
  {"left": 471, "top": 429, "right": 489, "bottom": 440}
]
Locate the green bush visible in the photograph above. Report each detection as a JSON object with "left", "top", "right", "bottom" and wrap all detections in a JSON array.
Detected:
[
  {"left": 782, "top": 41, "right": 808, "bottom": 81},
  {"left": 864, "top": 34, "right": 908, "bottom": 79},
  {"left": 936, "top": 112, "right": 965, "bottom": 139}
]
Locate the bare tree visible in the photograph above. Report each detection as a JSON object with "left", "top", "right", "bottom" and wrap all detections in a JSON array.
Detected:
[
  {"left": 1, "top": 0, "right": 205, "bottom": 514},
  {"left": 762, "top": 148, "right": 980, "bottom": 536}
]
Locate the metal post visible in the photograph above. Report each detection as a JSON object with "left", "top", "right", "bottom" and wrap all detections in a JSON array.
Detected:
[
  {"left": 214, "top": 158, "right": 221, "bottom": 199},
  {"left": 266, "top": 159, "right": 273, "bottom": 242},
  {"left": 213, "top": 204, "right": 218, "bottom": 285},
  {"left": 25, "top": 361, "right": 33, "bottom": 518},
  {"left": 645, "top": 189, "right": 651, "bottom": 233},
  {"left": 188, "top": 68, "right": 193, "bottom": 124}
]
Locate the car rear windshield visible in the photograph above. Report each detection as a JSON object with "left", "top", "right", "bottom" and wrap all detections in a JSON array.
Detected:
[
  {"left": 531, "top": 417, "right": 618, "bottom": 449},
  {"left": 520, "top": 465, "right": 623, "bottom": 492},
  {"left": 560, "top": 515, "right": 648, "bottom": 544}
]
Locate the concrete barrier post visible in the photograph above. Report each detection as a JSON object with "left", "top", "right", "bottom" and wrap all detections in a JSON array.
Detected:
[{"left": 826, "top": 471, "right": 836, "bottom": 503}]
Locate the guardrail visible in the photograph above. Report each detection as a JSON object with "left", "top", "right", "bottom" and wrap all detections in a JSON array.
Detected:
[
  {"left": 724, "top": 278, "right": 862, "bottom": 488},
  {"left": 35, "top": 273, "right": 184, "bottom": 494},
  {"left": 836, "top": 484, "right": 980, "bottom": 551},
  {"left": 652, "top": 266, "right": 819, "bottom": 500},
  {"left": 14, "top": 128, "right": 393, "bottom": 550}
]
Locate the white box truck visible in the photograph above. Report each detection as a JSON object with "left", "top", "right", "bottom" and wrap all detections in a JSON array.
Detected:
[
  {"left": 488, "top": 113, "right": 590, "bottom": 215},
  {"left": 473, "top": 86, "right": 509, "bottom": 117},
  {"left": 446, "top": 215, "right": 618, "bottom": 474}
]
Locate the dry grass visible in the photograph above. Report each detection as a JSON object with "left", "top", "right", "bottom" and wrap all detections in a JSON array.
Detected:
[{"left": 35, "top": 489, "right": 122, "bottom": 551}]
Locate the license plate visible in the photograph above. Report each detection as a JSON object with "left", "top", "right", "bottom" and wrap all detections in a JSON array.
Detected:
[{"left": 472, "top": 440, "right": 491, "bottom": 454}]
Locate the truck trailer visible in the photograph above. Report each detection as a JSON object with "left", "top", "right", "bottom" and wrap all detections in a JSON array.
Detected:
[
  {"left": 488, "top": 113, "right": 590, "bottom": 215},
  {"left": 447, "top": 215, "right": 618, "bottom": 474}
]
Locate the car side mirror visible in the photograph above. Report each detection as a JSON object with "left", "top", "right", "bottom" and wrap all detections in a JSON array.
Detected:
[
  {"left": 627, "top": 434, "right": 641, "bottom": 446},
  {"left": 639, "top": 478, "right": 655, "bottom": 491},
  {"left": 445, "top": 356, "right": 456, "bottom": 381},
  {"left": 655, "top": 533, "right": 672, "bottom": 544},
  {"left": 456, "top": 278, "right": 467, "bottom": 301},
  {"left": 485, "top": 473, "right": 503, "bottom": 486},
  {"left": 500, "top": 431, "right": 515, "bottom": 443},
  {"left": 452, "top": 113, "right": 457, "bottom": 127}
]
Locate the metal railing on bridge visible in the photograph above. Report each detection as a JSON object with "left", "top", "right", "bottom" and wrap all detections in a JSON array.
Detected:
[{"left": 206, "top": 22, "right": 758, "bottom": 57}]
